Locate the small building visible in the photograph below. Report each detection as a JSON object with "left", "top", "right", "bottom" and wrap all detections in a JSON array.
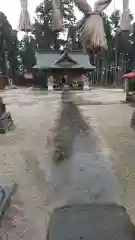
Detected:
[{"left": 33, "top": 49, "right": 95, "bottom": 88}]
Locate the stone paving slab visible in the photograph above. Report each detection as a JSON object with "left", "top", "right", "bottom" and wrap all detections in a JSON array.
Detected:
[{"left": 47, "top": 204, "right": 135, "bottom": 240}]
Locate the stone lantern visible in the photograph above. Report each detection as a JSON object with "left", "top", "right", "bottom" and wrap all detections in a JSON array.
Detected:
[{"left": 0, "top": 97, "right": 14, "bottom": 133}]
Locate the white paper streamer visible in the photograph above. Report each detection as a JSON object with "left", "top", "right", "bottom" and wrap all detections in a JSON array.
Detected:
[{"left": 18, "top": 0, "right": 32, "bottom": 32}]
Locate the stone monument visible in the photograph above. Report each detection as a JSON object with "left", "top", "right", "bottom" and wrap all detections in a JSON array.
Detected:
[{"left": 0, "top": 97, "right": 14, "bottom": 133}]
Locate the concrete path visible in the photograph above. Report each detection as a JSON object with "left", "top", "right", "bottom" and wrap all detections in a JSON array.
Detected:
[{"left": 46, "top": 99, "right": 120, "bottom": 206}]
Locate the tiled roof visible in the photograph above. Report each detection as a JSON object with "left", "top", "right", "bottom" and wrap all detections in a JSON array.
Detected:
[{"left": 33, "top": 50, "right": 95, "bottom": 70}]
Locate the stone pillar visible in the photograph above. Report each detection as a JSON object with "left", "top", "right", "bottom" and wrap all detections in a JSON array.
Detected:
[
  {"left": 0, "top": 97, "right": 6, "bottom": 115},
  {"left": 131, "top": 110, "right": 135, "bottom": 130},
  {"left": 0, "top": 98, "right": 14, "bottom": 133},
  {"left": 124, "top": 78, "right": 128, "bottom": 93}
]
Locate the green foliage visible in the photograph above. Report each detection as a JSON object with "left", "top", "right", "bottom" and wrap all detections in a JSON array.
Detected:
[
  {"left": 19, "top": 36, "right": 36, "bottom": 72},
  {"left": 110, "top": 10, "right": 120, "bottom": 33},
  {"left": 32, "top": 0, "right": 76, "bottom": 50},
  {"left": 0, "top": 12, "right": 14, "bottom": 75},
  {"left": 1, "top": 2, "right": 135, "bottom": 86},
  {"left": 90, "top": 9, "right": 135, "bottom": 85},
  {"left": 7, "top": 30, "right": 19, "bottom": 79}
]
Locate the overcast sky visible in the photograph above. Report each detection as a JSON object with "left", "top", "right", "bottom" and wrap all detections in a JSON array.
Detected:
[{"left": 0, "top": 0, "right": 134, "bottom": 29}]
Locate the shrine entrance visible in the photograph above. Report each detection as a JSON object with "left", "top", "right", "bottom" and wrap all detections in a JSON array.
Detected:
[{"left": 33, "top": 49, "right": 95, "bottom": 90}]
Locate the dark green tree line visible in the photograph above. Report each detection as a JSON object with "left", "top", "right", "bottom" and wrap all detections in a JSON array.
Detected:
[{"left": 0, "top": 2, "right": 135, "bottom": 86}]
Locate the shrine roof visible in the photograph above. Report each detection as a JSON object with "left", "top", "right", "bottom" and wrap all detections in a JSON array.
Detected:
[{"left": 33, "top": 49, "right": 95, "bottom": 70}]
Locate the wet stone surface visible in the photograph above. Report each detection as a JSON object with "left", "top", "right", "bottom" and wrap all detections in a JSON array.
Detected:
[{"left": 47, "top": 204, "right": 135, "bottom": 240}]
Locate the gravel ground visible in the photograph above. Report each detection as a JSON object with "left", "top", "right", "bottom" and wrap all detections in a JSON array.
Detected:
[
  {"left": 0, "top": 88, "right": 135, "bottom": 239},
  {"left": 0, "top": 88, "right": 61, "bottom": 240}
]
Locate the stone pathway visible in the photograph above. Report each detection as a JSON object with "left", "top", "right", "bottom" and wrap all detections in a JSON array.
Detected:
[{"left": 0, "top": 88, "right": 135, "bottom": 239}]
